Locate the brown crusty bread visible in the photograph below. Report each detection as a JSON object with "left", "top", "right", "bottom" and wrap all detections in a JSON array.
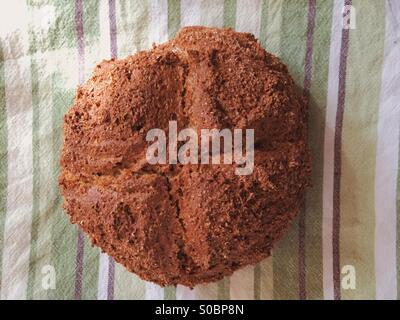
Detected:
[{"left": 59, "top": 26, "right": 311, "bottom": 287}]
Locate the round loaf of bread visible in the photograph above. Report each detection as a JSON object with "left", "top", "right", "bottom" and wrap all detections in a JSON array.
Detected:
[{"left": 59, "top": 26, "right": 310, "bottom": 287}]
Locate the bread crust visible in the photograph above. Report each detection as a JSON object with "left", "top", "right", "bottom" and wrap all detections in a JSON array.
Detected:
[{"left": 59, "top": 26, "right": 311, "bottom": 287}]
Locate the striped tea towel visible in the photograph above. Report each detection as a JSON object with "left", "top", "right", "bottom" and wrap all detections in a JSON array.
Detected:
[{"left": 0, "top": 0, "right": 399, "bottom": 300}]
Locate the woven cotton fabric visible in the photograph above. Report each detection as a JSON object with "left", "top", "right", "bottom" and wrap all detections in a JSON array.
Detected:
[{"left": 0, "top": 0, "right": 399, "bottom": 300}]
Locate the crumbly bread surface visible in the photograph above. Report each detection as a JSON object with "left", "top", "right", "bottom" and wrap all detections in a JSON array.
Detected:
[{"left": 60, "top": 26, "right": 311, "bottom": 287}]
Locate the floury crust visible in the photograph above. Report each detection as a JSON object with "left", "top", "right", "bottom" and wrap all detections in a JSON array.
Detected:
[{"left": 59, "top": 26, "right": 311, "bottom": 287}]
